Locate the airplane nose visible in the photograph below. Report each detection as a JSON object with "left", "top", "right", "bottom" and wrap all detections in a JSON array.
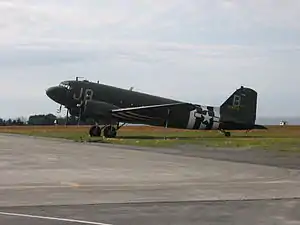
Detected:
[
  {"left": 46, "top": 86, "right": 67, "bottom": 104},
  {"left": 46, "top": 86, "right": 58, "bottom": 100},
  {"left": 46, "top": 86, "right": 55, "bottom": 97}
]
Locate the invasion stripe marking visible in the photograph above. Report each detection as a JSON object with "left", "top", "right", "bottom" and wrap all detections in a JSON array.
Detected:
[
  {"left": 187, "top": 109, "right": 196, "bottom": 129},
  {"left": 212, "top": 107, "right": 221, "bottom": 129}
]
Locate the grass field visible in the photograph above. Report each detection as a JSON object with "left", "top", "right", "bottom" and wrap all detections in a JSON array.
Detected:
[{"left": 0, "top": 125, "right": 300, "bottom": 151}]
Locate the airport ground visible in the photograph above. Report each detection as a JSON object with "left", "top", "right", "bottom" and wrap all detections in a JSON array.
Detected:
[
  {"left": 0, "top": 126, "right": 300, "bottom": 224},
  {"left": 1, "top": 124, "right": 300, "bottom": 150}
]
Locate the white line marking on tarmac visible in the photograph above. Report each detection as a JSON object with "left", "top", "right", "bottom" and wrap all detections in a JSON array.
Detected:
[
  {"left": 0, "top": 179, "right": 299, "bottom": 190},
  {"left": 0, "top": 211, "right": 113, "bottom": 225}
]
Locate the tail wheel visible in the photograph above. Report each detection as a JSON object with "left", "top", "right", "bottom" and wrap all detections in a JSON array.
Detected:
[
  {"left": 218, "top": 129, "right": 231, "bottom": 137},
  {"left": 89, "top": 125, "right": 101, "bottom": 137},
  {"left": 225, "top": 132, "right": 231, "bottom": 137},
  {"left": 103, "top": 126, "right": 117, "bottom": 138}
]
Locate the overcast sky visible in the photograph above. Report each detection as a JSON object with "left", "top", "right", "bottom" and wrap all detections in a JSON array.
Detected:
[{"left": 0, "top": 0, "right": 299, "bottom": 119}]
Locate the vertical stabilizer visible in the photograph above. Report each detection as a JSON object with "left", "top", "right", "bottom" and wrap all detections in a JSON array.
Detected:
[{"left": 220, "top": 86, "right": 257, "bottom": 125}]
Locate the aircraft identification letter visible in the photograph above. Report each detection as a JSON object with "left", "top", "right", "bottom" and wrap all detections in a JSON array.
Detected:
[{"left": 73, "top": 88, "right": 94, "bottom": 101}]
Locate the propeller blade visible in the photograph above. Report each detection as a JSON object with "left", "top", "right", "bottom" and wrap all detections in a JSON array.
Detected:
[
  {"left": 77, "top": 108, "right": 81, "bottom": 125},
  {"left": 57, "top": 105, "right": 62, "bottom": 113},
  {"left": 65, "top": 108, "right": 69, "bottom": 126},
  {"left": 77, "top": 100, "right": 85, "bottom": 125},
  {"left": 76, "top": 91, "right": 89, "bottom": 126}
]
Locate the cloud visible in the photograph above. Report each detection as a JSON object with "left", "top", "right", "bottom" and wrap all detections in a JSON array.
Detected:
[
  {"left": 0, "top": 47, "right": 98, "bottom": 67},
  {"left": 0, "top": 38, "right": 284, "bottom": 66},
  {"left": 0, "top": 0, "right": 299, "bottom": 118},
  {"left": 1, "top": 0, "right": 299, "bottom": 44}
]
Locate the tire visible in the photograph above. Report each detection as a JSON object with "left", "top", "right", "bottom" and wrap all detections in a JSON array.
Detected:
[
  {"left": 89, "top": 125, "right": 101, "bottom": 137},
  {"left": 103, "top": 126, "right": 117, "bottom": 138}
]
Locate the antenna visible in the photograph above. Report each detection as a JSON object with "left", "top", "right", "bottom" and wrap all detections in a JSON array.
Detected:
[{"left": 75, "top": 76, "right": 84, "bottom": 81}]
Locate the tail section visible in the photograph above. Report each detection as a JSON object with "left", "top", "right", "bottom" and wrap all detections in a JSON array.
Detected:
[{"left": 220, "top": 86, "right": 257, "bottom": 127}]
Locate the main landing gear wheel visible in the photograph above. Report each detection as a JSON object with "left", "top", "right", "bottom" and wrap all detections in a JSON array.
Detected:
[
  {"left": 103, "top": 125, "right": 117, "bottom": 138},
  {"left": 89, "top": 125, "right": 101, "bottom": 137}
]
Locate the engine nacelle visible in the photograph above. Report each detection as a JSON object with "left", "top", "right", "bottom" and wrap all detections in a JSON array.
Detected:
[{"left": 81, "top": 100, "right": 119, "bottom": 119}]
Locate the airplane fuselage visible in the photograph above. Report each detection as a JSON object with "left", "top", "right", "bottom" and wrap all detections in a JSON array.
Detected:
[
  {"left": 46, "top": 79, "right": 265, "bottom": 138},
  {"left": 76, "top": 81, "right": 221, "bottom": 130},
  {"left": 47, "top": 80, "right": 222, "bottom": 130}
]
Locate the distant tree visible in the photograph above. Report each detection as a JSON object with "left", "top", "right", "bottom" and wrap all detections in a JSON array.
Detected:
[
  {"left": 28, "top": 114, "right": 57, "bottom": 125},
  {"left": 28, "top": 115, "right": 40, "bottom": 125},
  {"left": 6, "top": 119, "right": 12, "bottom": 126},
  {"left": 15, "top": 117, "right": 25, "bottom": 125},
  {"left": 0, "top": 118, "right": 5, "bottom": 126},
  {"left": 55, "top": 116, "right": 66, "bottom": 125},
  {"left": 0, "top": 116, "right": 28, "bottom": 126},
  {"left": 44, "top": 114, "right": 56, "bottom": 125},
  {"left": 9, "top": 113, "right": 99, "bottom": 126},
  {"left": 19, "top": 116, "right": 28, "bottom": 125}
]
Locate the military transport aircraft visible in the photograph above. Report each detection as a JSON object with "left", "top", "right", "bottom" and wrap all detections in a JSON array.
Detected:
[{"left": 46, "top": 78, "right": 267, "bottom": 138}]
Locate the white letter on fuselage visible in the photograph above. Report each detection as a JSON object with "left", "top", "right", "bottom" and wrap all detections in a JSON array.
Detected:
[
  {"left": 73, "top": 88, "right": 83, "bottom": 100},
  {"left": 85, "top": 89, "right": 93, "bottom": 101}
]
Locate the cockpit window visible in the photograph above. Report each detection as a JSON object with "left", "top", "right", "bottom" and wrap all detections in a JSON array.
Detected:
[{"left": 59, "top": 81, "right": 71, "bottom": 90}]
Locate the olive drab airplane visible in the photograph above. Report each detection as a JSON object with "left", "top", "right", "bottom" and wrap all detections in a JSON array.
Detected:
[{"left": 46, "top": 78, "right": 267, "bottom": 138}]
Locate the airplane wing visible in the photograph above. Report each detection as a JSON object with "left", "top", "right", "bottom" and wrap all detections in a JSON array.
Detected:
[{"left": 111, "top": 102, "right": 193, "bottom": 122}]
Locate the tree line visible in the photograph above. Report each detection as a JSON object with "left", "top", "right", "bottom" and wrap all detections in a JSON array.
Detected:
[{"left": 0, "top": 114, "right": 95, "bottom": 126}]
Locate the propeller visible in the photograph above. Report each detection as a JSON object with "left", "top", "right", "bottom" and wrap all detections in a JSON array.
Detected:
[
  {"left": 55, "top": 102, "right": 85, "bottom": 126},
  {"left": 57, "top": 105, "right": 62, "bottom": 113},
  {"left": 76, "top": 98, "right": 87, "bottom": 125},
  {"left": 65, "top": 107, "right": 69, "bottom": 125},
  {"left": 56, "top": 90, "right": 89, "bottom": 126}
]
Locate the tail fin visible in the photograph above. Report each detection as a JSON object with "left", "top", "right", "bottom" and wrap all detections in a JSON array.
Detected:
[{"left": 220, "top": 86, "right": 257, "bottom": 125}]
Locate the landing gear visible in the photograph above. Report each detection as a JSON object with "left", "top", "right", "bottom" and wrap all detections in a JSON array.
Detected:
[
  {"left": 89, "top": 125, "right": 101, "bottom": 137},
  {"left": 103, "top": 126, "right": 117, "bottom": 138},
  {"left": 88, "top": 122, "right": 126, "bottom": 138},
  {"left": 219, "top": 129, "right": 231, "bottom": 137}
]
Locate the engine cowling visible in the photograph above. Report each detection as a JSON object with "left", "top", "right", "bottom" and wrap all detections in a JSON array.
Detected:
[{"left": 81, "top": 100, "right": 119, "bottom": 118}]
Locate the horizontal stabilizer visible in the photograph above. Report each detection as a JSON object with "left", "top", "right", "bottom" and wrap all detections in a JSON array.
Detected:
[{"left": 253, "top": 124, "right": 268, "bottom": 129}]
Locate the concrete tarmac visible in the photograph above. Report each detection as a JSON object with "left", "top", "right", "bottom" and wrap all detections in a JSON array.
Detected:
[{"left": 0, "top": 134, "right": 300, "bottom": 224}]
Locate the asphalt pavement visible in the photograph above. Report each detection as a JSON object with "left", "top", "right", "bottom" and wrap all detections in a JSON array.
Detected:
[{"left": 0, "top": 134, "right": 299, "bottom": 224}]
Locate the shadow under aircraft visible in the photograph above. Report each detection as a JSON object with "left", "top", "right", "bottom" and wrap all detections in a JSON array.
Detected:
[{"left": 46, "top": 78, "right": 267, "bottom": 138}]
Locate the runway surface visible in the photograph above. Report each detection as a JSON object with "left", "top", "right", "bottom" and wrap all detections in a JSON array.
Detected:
[{"left": 0, "top": 134, "right": 300, "bottom": 224}]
